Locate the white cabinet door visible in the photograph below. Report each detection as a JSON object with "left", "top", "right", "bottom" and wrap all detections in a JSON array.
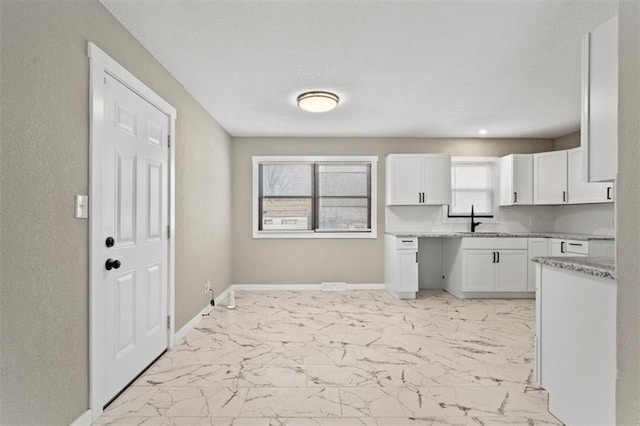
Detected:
[
  {"left": 549, "top": 239, "right": 566, "bottom": 257},
  {"left": 528, "top": 238, "right": 549, "bottom": 291},
  {"left": 422, "top": 155, "right": 451, "bottom": 205},
  {"left": 582, "top": 16, "right": 618, "bottom": 183},
  {"left": 568, "top": 148, "right": 612, "bottom": 204},
  {"left": 534, "top": 151, "right": 568, "bottom": 205},
  {"left": 462, "top": 250, "right": 496, "bottom": 292},
  {"left": 386, "top": 155, "right": 423, "bottom": 205},
  {"left": 397, "top": 250, "right": 419, "bottom": 292},
  {"left": 500, "top": 154, "right": 533, "bottom": 206},
  {"left": 495, "top": 250, "right": 529, "bottom": 291}
]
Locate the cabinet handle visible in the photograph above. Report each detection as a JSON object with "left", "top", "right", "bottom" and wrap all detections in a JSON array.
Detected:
[
  {"left": 402, "top": 240, "right": 413, "bottom": 243},
  {"left": 418, "top": 192, "right": 421, "bottom": 203},
  {"left": 415, "top": 252, "right": 418, "bottom": 263},
  {"left": 560, "top": 241, "right": 565, "bottom": 253},
  {"left": 422, "top": 192, "right": 425, "bottom": 203},
  {"left": 568, "top": 243, "right": 583, "bottom": 246},
  {"left": 562, "top": 191, "right": 567, "bottom": 202},
  {"left": 497, "top": 252, "right": 500, "bottom": 263},
  {"left": 606, "top": 187, "right": 612, "bottom": 200},
  {"left": 492, "top": 252, "right": 496, "bottom": 263},
  {"left": 513, "top": 192, "right": 517, "bottom": 203}
]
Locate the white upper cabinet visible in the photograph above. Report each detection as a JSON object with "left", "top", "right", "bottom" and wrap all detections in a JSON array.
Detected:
[
  {"left": 386, "top": 154, "right": 451, "bottom": 206},
  {"left": 568, "top": 148, "right": 614, "bottom": 204},
  {"left": 582, "top": 16, "right": 618, "bottom": 182},
  {"left": 499, "top": 154, "right": 533, "bottom": 206},
  {"left": 533, "top": 150, "right": 568, "bottom": 205}
]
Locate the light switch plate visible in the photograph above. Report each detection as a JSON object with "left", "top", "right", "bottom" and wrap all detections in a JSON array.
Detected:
[{"left": 75, "top": 195, "right": 88, "bottom": 219}]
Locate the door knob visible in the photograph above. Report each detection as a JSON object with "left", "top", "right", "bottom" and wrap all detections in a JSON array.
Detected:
[{"left": 105, "top": 258, "right": 121, "bottom": 271}]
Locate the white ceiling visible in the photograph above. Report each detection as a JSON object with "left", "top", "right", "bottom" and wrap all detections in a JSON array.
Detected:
[{"left": 101, "top": 0, "right": 617, "bottom": 139}]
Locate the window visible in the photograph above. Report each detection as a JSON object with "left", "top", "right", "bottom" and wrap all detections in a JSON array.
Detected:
[
  {"left": 253, "top": 156, "right": 378, "bottom": 238},
  {"left": 448, "top": 157, "right": 498, "bottom": 217}
]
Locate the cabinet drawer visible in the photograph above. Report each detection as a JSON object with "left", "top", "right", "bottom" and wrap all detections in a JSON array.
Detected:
[
  {"left": 396, "top": 237, "right": 418, "bottom": 250},
  {"left": 565, "top": 240, "right": 589, "bottom": 255},
  {"left": 462, "top": 237, "right": 528, "bottom": 250}
]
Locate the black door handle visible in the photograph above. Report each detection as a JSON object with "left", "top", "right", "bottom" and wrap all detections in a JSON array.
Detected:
[
  {"left": 492, "top": 252, "right": 496, "bottom": 263},
  {"left": 560, "top": 241, "right": 565, "bottom": 254},
  {"left": 105, "top": 258, "right": 121, "bottom": 271},
  {"left": 496, "top": 252, "right": 500, "bottom": 263},
  {"left": 606, "top": 187, "right": 612, "bottom": 200},
  {"left": 513, "top": 192, "right": 517, "bottom": 203},
  {"left": 562, "top": 191, "right": 567, "bottom": 202}
]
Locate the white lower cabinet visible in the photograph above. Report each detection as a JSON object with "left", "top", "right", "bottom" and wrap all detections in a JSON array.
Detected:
[
  {"left": 442, "top": 238, "right": 532, "bottom": 297},
  {"left": 548, "top": 238, "right": 614, "bottom": 258},
  {"left": 384, "top": 235, "right": 418, "bottom": 299},
  {"left": 527, "top": 238, "right": 549, "bottom": 291},
  {"left": 537, "top": 263, "right": 616, "bottom": 424},
  {"left": 462, "top": 250, "right": 496, "bottom": 291},
  {"left": 397, "top": 250, "right": 419, "bottom": 293},
  {"left": 495, "top": 250, "right": 529, "bottom": 291},
  {"left": 461, "top": 248, "right": 528, "bottom": 292}
]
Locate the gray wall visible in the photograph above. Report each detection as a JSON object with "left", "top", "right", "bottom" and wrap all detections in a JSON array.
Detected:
[
  {"left": 554, "top": 131, "right": 581, "bottom": 150},
  {"left": 232, "top": 137, "right": 554, "bottom": 285},
  {"left": 616, "top": 0, "right": 640, "bottom": 423},
  {"left": 0, "top": 2, "right": 232, "bottom": 424}
]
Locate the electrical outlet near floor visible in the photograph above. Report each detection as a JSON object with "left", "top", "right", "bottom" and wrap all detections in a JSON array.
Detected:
[{"left": 204, "top": 280, "right": 211, "bottom": 294}]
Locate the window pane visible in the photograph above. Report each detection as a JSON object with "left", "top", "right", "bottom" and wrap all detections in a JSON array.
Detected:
[
  {"left": 262, "top": 164, "right": 312, "bottom": 196},
  {"left": 317, "top": 163, "right": 369, "bottom": 197},
  {"left": 451, "top": 189, "right": 494, "bottom": 215},
  {"left": 452, "top": 163, "right": 494, "bottom": 189},
  {"left": 450, "top": 160, "right": 496, "bottom": 216},
  {"left": 318, "top": 198, "right": 369, "bottom": 230},
  {"left": 261, "top": 197, "right": 312, "bottom": 230}
]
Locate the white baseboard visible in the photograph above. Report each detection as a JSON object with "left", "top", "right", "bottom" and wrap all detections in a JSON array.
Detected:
[
  {"left": 173, "top": 286, "right": 232, "bottom": 344},
  {"left": 70, "top": 409, "right": 92, "bottom": 426},
  {"left": 231, "top": 283, "right": 385, "bottom": 291},
  {"left": 346, "top": 283, "right": 385, "bottom": 290}
]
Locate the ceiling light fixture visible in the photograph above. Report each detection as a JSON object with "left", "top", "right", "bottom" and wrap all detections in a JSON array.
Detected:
[
  {"left": 297, "top": 91, "right": 339, "bottom": 113},
  {"left": 478, "top": 129, "right": 488, "bottom": 136}
]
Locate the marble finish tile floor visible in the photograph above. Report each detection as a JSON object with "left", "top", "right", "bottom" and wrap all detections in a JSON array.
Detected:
[{"left": 101, "top": 290, "right": 562, "bottom": 425}]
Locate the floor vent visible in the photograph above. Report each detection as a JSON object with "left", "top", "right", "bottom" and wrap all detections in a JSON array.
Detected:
[{"left": 321, "top": 282, "right": 347, "bottom": 291}]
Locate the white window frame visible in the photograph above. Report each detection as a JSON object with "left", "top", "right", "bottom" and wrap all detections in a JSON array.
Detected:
[
  {"left": 443, "top": 156, "right": 500, "bottom": 224},
  {"left": 252, "top": 156, "right": 378, "bottom": 239}
]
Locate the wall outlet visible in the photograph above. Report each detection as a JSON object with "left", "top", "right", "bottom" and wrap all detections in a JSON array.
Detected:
[{"left": 204, "top": 280, "right": 211, "bottom": 294}]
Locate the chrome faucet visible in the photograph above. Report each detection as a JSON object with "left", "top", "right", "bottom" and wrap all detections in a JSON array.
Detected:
[{"left": 470, "top": 205, "right": 482, "bottom": 233}]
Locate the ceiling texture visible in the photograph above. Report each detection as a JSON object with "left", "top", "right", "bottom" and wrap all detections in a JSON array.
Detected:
[{"left": 101, "top": 0, "right": 617, "bottom": 138}]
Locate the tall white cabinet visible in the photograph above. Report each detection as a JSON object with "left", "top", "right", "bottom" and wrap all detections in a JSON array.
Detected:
[
  {"left": 533, "top": 150, "right": 568, "bottom": 205},
  {"left": 499, "top": 154, "right": 533, "bottom": 206},
  {"left": 582, "top": 16, "right": 618, "bottom": 183},
  {"left": 386, "top": 154, "right": 451, "bottom": 205}
]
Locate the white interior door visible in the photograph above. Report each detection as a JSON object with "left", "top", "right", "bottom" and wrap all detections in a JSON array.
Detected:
[{"left": 101, "top": 73, "right": 169, "bottom": 403}]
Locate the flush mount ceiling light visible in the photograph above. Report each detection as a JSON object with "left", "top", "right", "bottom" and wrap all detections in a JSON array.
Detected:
[
  {"left": 478, "top": 129, "right": 488, "bottom": 136},
  {"left": 297, "top": 91, "right": 339, "bottom": 113}
]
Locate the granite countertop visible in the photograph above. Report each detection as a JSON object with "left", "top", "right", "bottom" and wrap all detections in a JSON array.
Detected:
[
  {"left": 532, "top": 256, "right": 615, "bottom": 279},
  {"left": 385, "top": 231, "right": 614, "bottom": 241}
]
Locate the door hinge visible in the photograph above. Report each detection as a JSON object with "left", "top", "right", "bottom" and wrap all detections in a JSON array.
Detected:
[{"left": 167, "top": 316, "right": 171, "bottom": 330}]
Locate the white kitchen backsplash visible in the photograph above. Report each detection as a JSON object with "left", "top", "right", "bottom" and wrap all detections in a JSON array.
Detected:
[
  {"left": 554, "top": 204, "right": 615, "bottom": 236},
  {"left": 386, "top": 203, "right": 615, "bottom": 236},
  {"left": 385, "top": 205, "right": 556, "bottom": 233}
]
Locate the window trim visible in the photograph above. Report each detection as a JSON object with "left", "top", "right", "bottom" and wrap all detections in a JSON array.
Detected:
[
  {"left": 252, "top": 156, "right": 378, "bottom": 239},
  {"left": 443, "top": 156, "right": 500, "bottom": 223}
]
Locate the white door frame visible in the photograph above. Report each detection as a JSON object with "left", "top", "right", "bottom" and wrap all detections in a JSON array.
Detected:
[{"left": 88, "top": 42, "right": 177, "bottom": 421}]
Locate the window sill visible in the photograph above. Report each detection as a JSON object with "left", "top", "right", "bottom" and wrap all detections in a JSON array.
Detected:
[{"left": 253, "top": 230, "right": 377, "bottom": 239}]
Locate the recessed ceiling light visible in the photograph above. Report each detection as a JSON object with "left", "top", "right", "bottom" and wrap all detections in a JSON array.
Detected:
[
  {"left": 478, "top": 129, "right": 488, "bottom": 136},
  {"left": 297, "top": 91, "right": 339, "bottom": 113}
]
